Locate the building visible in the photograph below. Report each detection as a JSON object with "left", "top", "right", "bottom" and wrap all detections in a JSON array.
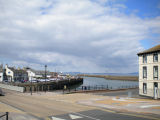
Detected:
[
  {"left": 5, "top": 65, "right": 28, "bottom": 82},
  {"left": 137, "top": 44, "right": 160, "bottom": 99},
  {"left": 0, "top": 64, "right": 3, "bottom": 82},
  {"left": 25, "top": 67, "right": 51, "bottom": 81},
  {"left": 50, "top": 72, "right": 58, "bottom": 78},
  {"left": 25, "top": 67, "right": 36, "bottom": 81}
]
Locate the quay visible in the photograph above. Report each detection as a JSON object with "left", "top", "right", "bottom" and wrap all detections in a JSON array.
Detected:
[{"left": 0, "top": 77, "right": 83, "bottom": 92}]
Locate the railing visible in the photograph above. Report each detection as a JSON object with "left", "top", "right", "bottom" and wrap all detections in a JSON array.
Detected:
[
  {"left": 63, "top": 85, "right": 138, "bottom": 93},
  {"left": 0, "top": 112, "right": 9, "bottom": 120},
  {"left": 77, "top": 85, "right": 138, "bottom": 90}
]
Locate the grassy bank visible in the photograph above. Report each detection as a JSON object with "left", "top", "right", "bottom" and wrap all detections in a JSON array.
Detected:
[{"left": 78, "top": 74, "right": 138, "bottom": 81}]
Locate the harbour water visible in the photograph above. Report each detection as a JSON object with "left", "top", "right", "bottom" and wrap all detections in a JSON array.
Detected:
[{"left": 77, "top": 77, "right": 138, "bottom": 90}]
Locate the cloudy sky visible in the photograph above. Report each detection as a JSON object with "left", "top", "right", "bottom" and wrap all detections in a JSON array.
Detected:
[{"left": 0, "top": 0, "right": 160, "bottom": 73}]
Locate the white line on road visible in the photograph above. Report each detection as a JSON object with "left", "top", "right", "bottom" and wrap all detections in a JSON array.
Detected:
[
  {"left": 52, "top": 116, "right": 66, "bottom": 120},
  {"left": 69, "top": 114, "right": 83, "bottom": 119},
  {"left": 140, "top": 105, "right": 160, "bottom": 108},
  {"left": 73, "top": 112, "right": 101, "bottom": 120}
]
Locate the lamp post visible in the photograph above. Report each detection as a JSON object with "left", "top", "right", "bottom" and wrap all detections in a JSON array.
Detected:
[
  {"left": 31, "top": 76, "right": 32, "bottom": 95},
  {"left": 45, "top": 65, "right": 47, "bottom": 93}
]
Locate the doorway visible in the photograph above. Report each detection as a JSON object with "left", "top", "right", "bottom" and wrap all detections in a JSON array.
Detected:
[{"left": 154, "top": 82, "right": 158, "bottom": 99}]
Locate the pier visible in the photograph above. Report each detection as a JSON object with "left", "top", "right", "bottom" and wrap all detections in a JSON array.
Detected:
[{"left": 11, "top": 77, "right": 83, "bottom": 92}]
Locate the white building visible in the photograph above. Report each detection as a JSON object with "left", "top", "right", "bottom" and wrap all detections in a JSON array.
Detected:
[
  {"left": 5, "top": 65, "right": 14, "bottom": 82},
  {"left": 25, "top": 67, "right": 51, "bottom": 81},
  {"left": 26, "top": 69, "right": 36, "bottom": 81},
  {"left": 5, "top": 65, "right": 28, "bottom": 82},
  {"left": 137, "top": 44, "right": 160, "bottom": 99}
]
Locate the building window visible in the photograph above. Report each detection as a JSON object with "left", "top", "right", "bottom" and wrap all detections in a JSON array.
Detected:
[
  {"left": 143, "top": 66, "right": 147, "bottom": 79},
  {"left": 143, "top": 83, "right": 147, "bottom": 94},
  {"left": 153, "top": 53, "right": 158, "bottom": 62},
  {"left": 143, "top": 55, "right": 147, "bottom": 63},
  {"left": 153, "top": 66, "right": 158, "bottom": 79}
]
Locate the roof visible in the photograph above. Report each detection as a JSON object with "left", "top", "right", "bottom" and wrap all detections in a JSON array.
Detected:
[
  {"left": 8, "top": 67, "right": 27, "bottom": 73},
  {"left": 137, "top": 44, "right": 160, "bottom": 55}
]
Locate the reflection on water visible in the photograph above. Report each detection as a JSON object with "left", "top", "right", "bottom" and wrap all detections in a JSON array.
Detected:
[{"left": 77, "top": 77, "right": 138, "bottom": 90}]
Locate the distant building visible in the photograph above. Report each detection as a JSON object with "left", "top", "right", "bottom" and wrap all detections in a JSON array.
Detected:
[
  {"left": 25, "top": 67, "right": 51, "bottom": 81},
  {"left": 0, "top": 64, "right": 3, "bottom": 82},
  {"left": 50, "top": 72, "right": 58, "bottom": 78},
  {"left": 5, "top": 65, "right": 28, "bottom": 82},
  {"left": 137, "top": 44, "right": 160, "bottom": 99}
]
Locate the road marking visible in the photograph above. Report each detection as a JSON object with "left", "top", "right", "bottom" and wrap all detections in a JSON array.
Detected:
[
  {"left": 74, "top": 113, "right": 101, "bottom": 120},
  {"left": 52, "top": 117, "right": 66, "bottom": 120},
  {"left": 140, "top": 105, "right": 160, "bottom": 108},
  {"left": 69, "top": 114, "right": 83, "bottom": 119}
]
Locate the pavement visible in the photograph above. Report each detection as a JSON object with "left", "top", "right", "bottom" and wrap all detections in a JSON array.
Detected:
[
  {"left": 0, "top": 101, "right": 40, "bottom": 120},
  {"left": 0, "top": 88, "right": 160, "bottom": 120}
]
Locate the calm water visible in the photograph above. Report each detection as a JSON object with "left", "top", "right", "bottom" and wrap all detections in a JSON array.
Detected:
[{"left": 78, "top": 77, "right": 138, "bottom": 89}]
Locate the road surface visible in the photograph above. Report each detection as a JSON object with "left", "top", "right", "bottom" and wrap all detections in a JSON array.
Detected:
[{"left": 0, "top": 89, "right": 159, "bottom": 120}]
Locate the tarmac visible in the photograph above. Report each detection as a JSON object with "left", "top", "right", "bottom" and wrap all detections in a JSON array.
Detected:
[{"left": 0, "top": 88, "right": 160, "bottom": 120}]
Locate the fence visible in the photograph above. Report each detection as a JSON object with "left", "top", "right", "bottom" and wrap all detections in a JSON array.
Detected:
[
  {"left": 63, "top": 84, "right": 138, "bottom": 93},
  {"left": 0, "top": 112, "right": 9, "bottom": 120}
]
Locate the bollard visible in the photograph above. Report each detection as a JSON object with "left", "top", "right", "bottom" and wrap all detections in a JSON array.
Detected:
[
  {"left": 6, "top": 112, "right": 9, "bottom": 120},
  {"left": 63, "top": 85, "right": 67, "bottom": 94}
]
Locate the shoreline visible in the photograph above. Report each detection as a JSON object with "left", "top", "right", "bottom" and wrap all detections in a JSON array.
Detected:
[{"left": 78, "top": 74, "right": 138, "bottom": 81}]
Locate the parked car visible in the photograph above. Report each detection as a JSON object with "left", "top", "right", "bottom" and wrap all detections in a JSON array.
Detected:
[
  {"left": 21, "top": 80, "right": 28, "bottom": 83},
  {"left": 3, "top": 79, "right": 8, "bottom": 82}
]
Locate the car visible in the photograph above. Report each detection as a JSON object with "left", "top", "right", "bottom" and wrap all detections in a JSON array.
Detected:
[
  {"left": 21, "top": 80, "right": 28, "bottom": 83},
  {"left": 3, "top": 79, "right": 8, "bottom": 82}
]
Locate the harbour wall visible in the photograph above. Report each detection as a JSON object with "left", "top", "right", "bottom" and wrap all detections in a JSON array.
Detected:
[
  {"left": 17, "top": 78, "right": 83, "bottom": 92},
  {"left": 0, "top": 83, "right": 24, "bottom": 92}
]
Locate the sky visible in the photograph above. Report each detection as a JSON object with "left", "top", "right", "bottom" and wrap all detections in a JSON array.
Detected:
[{"left": 0, "top": 0, "right": 160, "bottom": 73}]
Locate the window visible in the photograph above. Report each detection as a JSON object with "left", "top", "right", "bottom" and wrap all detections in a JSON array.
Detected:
[
  {"left": 143, "top": 83, "right": 147, "bottom": 94},
  {"left": 153, "top": 66, "right": 158, "bottom": 79},
  {"left": 153, "top": 53, "right": 158, "bottom": 62},
  {"left": 143, "top": 66, "right": 147, "bottom": 78},
  {"left": 143, "top": 55, "right": 147, "bottom": 63}
]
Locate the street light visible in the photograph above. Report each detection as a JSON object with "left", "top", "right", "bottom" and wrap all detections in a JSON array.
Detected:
[
  {"left": 45, "top": 65, "right": 47, "bottom": 93},
  {"left": 31, "top": 76, "right": 32, "bottom": 95}
]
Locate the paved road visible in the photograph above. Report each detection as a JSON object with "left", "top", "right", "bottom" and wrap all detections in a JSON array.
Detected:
[
  {"left": 50, "top": 109, "right": 153, "bottom": 120},
  {"left": 0, "top": 89, "right": 159, "bottom": 120}
]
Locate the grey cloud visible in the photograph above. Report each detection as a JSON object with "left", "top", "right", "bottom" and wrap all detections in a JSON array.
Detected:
[{"left": 0, "top": 0, "right": 159, "bottom": 73}]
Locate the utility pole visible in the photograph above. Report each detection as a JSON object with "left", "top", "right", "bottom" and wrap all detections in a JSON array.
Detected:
[
  {"left": 45, "top": 65, "right": 47, "bottom": 93},
  {"left": 31, "top": 76, "right": 32, "bottom": 95}
]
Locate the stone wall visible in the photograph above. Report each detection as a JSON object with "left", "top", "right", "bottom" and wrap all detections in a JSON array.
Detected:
[{"left": 0, "top": 83, "right": 24, "bottom": 92}]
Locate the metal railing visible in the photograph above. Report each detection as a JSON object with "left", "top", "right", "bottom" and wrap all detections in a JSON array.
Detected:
[
  {"left": 0, "top": 112, "right": 9, "bottom": 120},
  {"left": 63, "top": 84, "right": 138, "bottom": 93},
  {"left": 77, "top": 85, "right": 138, "bottom": 90}
]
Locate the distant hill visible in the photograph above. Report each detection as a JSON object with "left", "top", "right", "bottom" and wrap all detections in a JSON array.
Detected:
[{"left": 63, "top": 72, "right": 138, "bottom": 76}]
